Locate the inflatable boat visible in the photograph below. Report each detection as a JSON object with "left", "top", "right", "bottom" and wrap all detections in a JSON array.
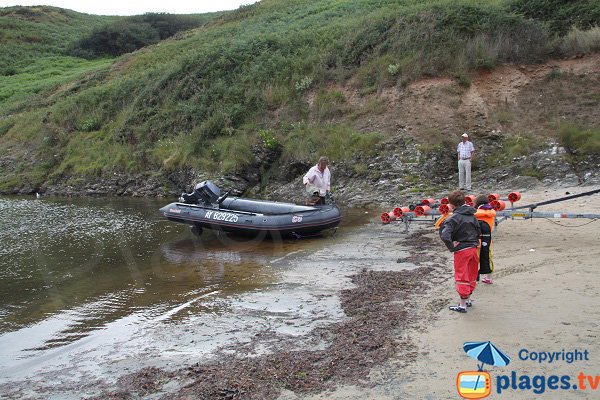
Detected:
[{"left": 159, "top": 181, "right": 342, "bottom": 237}]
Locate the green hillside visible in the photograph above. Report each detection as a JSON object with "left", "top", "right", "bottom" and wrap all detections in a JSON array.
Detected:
[
  {"left": 0, "top": 6, "right": 221, "bottom": 105},
  {"left": 0, "top": 6, "right": 118, "bottom": 75},
  {"left": 0, "top": 0, "right": 599, "bottom": 194}
]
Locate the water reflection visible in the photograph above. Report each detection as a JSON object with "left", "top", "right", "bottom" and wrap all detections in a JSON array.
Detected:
[
  {"left": 0, "top": 195, "right": 373, "bottom": 393},
  {"left": 0, "top": 197, "right": 286, "bottom": 342}
]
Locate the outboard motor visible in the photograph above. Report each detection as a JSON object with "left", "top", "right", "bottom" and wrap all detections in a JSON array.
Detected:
[
  {"left": 180, "top": 181, "right": 222, "bottom": 205},
  {"left": 324, "top": 192, "right": 335, "bottom": 205}
]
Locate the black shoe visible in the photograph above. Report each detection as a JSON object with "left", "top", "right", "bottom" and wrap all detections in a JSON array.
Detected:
[
  {"left": 466, "top": 300, "right": 473, "bottom": 307},
  {"left": 449, "top": 305, "right": 467, "bottom": 313}
]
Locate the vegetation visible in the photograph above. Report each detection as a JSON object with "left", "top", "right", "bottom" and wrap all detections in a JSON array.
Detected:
[
  {"left": 508, "top": 0, "right": 600, "bottom": 35},
  {"left": 480, "top": 133, "right": 546, "bottom": 169},
  {"left": 0, "top": 0, "right": 599, "bottom": 193},
  {"left": 556, "top": 27, "right": 600, "bottom": 56},
  {"left": 504, "top": 135, "right": 541, "bottom": 158},
  {"left": 558, "top": 124, "right": 600, "bottom": 181},
  {"left": 0, "top": 6, "right": 118, "bottom": 76},
  {"left": 519, "top": 167, "right": 546, "bottom": 180},
  {"left": 68, "top": 13, "right": 219, "bottom": 58},
  {"left": 279, "top": 123, "right": 382, "bottom": 163},
  {"left": 0, "top": 56, "right": 112, "bottom": 103},
  {"left": 313, "top": 89, "right": 352, "bottom": 120}
]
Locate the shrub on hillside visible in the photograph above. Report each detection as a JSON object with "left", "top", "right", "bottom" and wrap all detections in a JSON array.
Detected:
[
  {"left": 313, "top": 89, "right": 351, "bottom": 120},
  {"left": 376, "top": 2, "right": 552, "bottom": 87},
  {"left": 68, "top": 13, "right": 207, "bottom": 58},
  {"left": 69, "top": 21, "right": 159, "bottom": 58},
  {"left": 558, "top": 124, "right": 600, "bottom": 181},
  {"left": 509, "top": 0, "right": 600, "bottom": 35},
  {"left": 258, "top": 129, "right": 280, "bottom": 150},
  {"left": 0, "top": 118, "right": 15, "bottom": 137},
  {"left": 505, "top": 135, "right": 540, "bottom": 157},
  {"left": 555, "top": 27, "right": 600, "bottom": 56},
  {"left": 559, "top": 124, "right": 600, "bottom": 157},
  {"left": 0, "top": 6, "right": 115, "bottom": 75}
]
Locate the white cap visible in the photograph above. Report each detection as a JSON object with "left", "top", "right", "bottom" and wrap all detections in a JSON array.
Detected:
[{"left": 461, "top": 133, "right": 469, "bottom": 137}]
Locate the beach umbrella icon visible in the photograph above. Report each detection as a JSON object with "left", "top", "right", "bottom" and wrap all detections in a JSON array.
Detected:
[{"left": 463, "top": 341, "right": 511, "bottom": 370}]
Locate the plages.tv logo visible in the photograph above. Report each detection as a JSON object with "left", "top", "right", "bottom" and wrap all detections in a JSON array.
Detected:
[
  {"left": 457, "top": 341, "right": 511, "bottom": 399},
  {"left": 457, "top": 371, "right": 491, "bottom": 399}
]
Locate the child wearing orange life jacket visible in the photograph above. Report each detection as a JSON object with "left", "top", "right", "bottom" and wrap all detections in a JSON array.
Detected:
[{"left": 474, "top": 195, "right": 496, "bottom": 284}]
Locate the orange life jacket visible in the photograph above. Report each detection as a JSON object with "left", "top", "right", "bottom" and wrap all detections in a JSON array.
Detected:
[{"left": 475, "top": 207, "right": 496, "bottom": 230}]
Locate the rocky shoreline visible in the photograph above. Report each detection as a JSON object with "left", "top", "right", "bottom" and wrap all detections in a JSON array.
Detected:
[{"left": 8, "top": 139, "right": 600, "bottom": 211}]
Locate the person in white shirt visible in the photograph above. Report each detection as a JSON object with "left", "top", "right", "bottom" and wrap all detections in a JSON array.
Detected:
[
  {"left": 457, "top": 132, "right": 475, "bottom": 191},
  {"left": 303, "top": 156, "right": 331, "bottom": 205}
]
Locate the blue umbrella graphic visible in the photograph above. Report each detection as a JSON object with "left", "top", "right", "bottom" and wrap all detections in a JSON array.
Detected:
[
  {"left": 463, "top": 341, "right": 511, "bottom": 392},
  {"left": 464, "top": 341, "right": 511, "bottom": 370}
]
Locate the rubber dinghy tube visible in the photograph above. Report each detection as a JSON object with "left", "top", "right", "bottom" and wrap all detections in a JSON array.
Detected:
[
  {"left": 381, "top": 211, "right": 397, "bottom": 224},
  {"left": 490, "top": 200, "right": 506, "bottom": 211},
  {"left": 508, "top": 191, "right": 521, "bottom": 202},
  {"left": 439, "top": 203, "right": 455, "bottom": 215},
  {"left": 414, "top": 205, "right": 431, "bottom": 217},
  {"left": 393, "top": 207, "right": 410, "bottom": 218},
  {"left": 487, "top": 193, "right": 500, "bottom": 202}
]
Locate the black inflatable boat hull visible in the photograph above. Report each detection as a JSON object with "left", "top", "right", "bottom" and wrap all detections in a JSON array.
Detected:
[{"left": 159, "top": 197, "right": 342, "bottom": 237}]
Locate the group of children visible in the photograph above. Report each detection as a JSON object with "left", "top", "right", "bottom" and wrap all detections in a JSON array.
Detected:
[{"left": 438, "top": 191, "right": 496, "bottom": 313}]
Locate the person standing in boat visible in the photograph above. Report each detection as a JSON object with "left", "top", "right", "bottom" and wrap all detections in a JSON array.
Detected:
[{"left": 303, "top": 156, "right": 331, "bottom": 205}]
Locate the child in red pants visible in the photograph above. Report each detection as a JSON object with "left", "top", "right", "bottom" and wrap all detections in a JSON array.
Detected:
[{"left": 439, "top": 191, "right": 481, "bottom": 313}]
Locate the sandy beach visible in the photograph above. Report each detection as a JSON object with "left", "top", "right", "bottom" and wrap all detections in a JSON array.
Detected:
[{"left": 296, "top": 183, "right": 600, "bottom": 400}]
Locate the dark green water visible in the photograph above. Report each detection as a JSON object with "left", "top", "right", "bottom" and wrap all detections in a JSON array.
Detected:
[{"left": 0, "top": 195, "right": 372, "bottom": 396}]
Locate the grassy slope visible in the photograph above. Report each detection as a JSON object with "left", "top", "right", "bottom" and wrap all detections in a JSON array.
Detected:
[
  {"left": 0, "top": 6, "right": 119, "bottom": 189},
  {"left": 0, "top": 6, "right": 119, "bottom": 74},
  {"left": 0, "top": 0, "right": 599, "bottom": 193}
]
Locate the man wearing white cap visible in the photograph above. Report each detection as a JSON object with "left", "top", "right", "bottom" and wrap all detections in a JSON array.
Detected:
[{"left": 457, "top": 132, "right": 475, "bottom": 190}]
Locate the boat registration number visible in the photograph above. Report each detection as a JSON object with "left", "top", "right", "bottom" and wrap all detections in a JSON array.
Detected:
[{"left": 204, "top": 210, "right": 239, "bottom": 223}]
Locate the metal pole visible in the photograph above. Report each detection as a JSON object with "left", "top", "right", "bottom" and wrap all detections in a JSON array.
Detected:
[
  {"left": 507, "top": 188, "right": 600, "bottom": 211},
  {"left": 496, "top": 211, "right": 600, "bottom": 220}
]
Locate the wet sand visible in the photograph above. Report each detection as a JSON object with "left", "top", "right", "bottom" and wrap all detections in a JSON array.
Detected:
[{"left": 91, "top": 216, "right": 444, "bottom": 399}]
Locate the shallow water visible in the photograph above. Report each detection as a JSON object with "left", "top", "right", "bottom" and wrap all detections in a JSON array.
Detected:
[{"left": 0, "top": 195, "right": 373, "bottom": 396}]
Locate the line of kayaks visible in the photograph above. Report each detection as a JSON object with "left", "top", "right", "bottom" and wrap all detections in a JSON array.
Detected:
[{"left": 159, "top": 181, "right": 342, "bottom": 238}]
